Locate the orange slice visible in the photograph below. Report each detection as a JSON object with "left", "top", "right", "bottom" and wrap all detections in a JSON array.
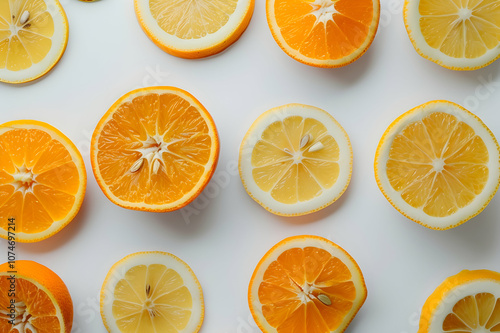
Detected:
[
  {"left": 0, "top": 260, "right": 73, "bottom": 333},
  {"left": 0, "top": 120, "right": 86, "bottom": 242},
  {"left": 375, "top": 101, "right": 500, "bottom": 230},
  {"left": 100, "top": 251, "right": 204, "bottom": 333},
  {"left": 91, "top": 86, "right": 220, "bottom": 212},
  {"left": 418, "top": 270, "right": 500, "bottom": 333},
  {"left": 249, "top": 235, "right": 367, "bottom": 333},
  {"left": 266, "top": 0, "right": 380, "bottom": 67}
]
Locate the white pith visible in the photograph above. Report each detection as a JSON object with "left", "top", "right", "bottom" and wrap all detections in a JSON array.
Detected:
[
  {"left": 266, "top": 0, "right": 380, "bottom": 66},
  {"left": 249, "top": 236, "right": 366, "bottom": 333},
  {"left": 101, "top": 252, "right": 204, "bottom": 333},
  {"left": 428, "top": 280, "right": 500, "bottom": 332},
  {"left": 310, "top": 0, "right": 338, "bottom": 25},
  {"left": 404, "top": 0, "right": 500, "bottom": 69},
  {"left": 92, "top": 88, "right": 219, "bottom": 211},
  {"left": 239, "top": 104, "right": 352, "bottom": 216},
  {"left": 375, "top": 101, "right": 500, "bottom": 229},
  {"left": 0, "top": 0, "right": 68, "bottom": 83},
  {"left": 135, "top": 0, "right": 253, "bottom": 53},
  {"left": 0, "top": 122, "right": 86, "bottom": 242}
]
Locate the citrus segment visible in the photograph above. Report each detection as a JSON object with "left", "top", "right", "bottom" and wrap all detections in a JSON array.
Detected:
[
  {"left": 375, "top": 101, "right": 500, "bottom": 229},
  {"left": 239, "top": 104, "right": 352, "bottom": 216},
  {"left": 266, "top": 0, "right": 380, "bottom": 67},
  {"left": 100, "top": 251, "right": 204, "bottom": 333},
  {"left": 419, "top": 270, "right": 500, "bottom": 333},
  {"left": 135, "top": 0, "right": 254, "bottom": 58},
  {"left": 0, "top": 120, "right": 86, "bottom": 242},
  {"left": 249, "top": 235, "right": 367, "bottom": 333},
  {"left": 0, "top": 0, "right": 68, "bottom": 83},
  {"left": 91, "top": 87, "right": 219, "bottom": 212},
  {"left": 0, "top": 260, "right": 73, "bottom": 333},
  {"left": 404, "top": 0, "right": 500, "bottom": 70}
]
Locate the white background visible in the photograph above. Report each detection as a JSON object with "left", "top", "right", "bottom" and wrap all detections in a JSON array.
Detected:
[{"left": 2, "top": 0, "right": 500, "bottom": 332}]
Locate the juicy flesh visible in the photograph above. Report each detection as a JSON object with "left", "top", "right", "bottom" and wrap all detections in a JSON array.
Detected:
[
  {"left": 442, "top": 293, "right": 500, "bottom": 332},
  {"left": 258, "top": 247, "right": 356, "bottom": 333},
  {"left": 149, "top": 0, "right": 238, "bottom": 39},
  {"left": 251, "top": 116, "right": 340, "bottom": 204},
  {"left": 273, "top": 0, "right": 374, "bottom": 60},
  {"left": 0, "top": 0, "right": 54, "bottom": 71},
  {"left": 96, "top": 92, "right": 213, "bottom": 205},
  {"left": 111, "top": 264, "right": 193, "bottom": 332},
  {"left": 0, "top": 276, "right": 61, "bottom": 333},
  {"left": 418, "top": 0, "right": 500, "bottom": 59},
  {"left": 386, "top": 112, "right": 489, "bottom": 218},
  {"left": 0, "top": 128, "right": 80, "bottom": 234}
]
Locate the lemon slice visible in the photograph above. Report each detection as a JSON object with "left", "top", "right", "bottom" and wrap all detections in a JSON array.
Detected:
[
  {"left": 0, "top": 0, "right": 68, "bottom": 83},
  {"left": 419, "top": 270, "right": 500, "bottom": 333},
  {"left": 134, "top": 0, "right": 255, "bottom": 59},
  {"left": 239, "top": 104, "right": 352, "bottom": 216},
  {"left": 100, "top": 252, "right": 204, "bottom": 333},
  {"left": 404, "top": 0, "right": 500, "bottom": 70},
  {"left": 375, "top": 100, "right": 500, "bottom": 229}
]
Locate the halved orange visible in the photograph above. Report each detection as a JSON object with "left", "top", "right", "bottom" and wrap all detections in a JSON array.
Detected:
[
  {"left": 91, "top": 87, "right": 220, "bottom": 212},
  {"left": 266, "top": 0, "right": 380, "bottom": 67},
  {"left": 0, "top": 260, "right": 73, "bottom": 333},
  {"left": 249, "top": 235, "right": 367, "bottom": 333},
  {"left": 0, "top": 120, "right": 86, "bottom": 242}
]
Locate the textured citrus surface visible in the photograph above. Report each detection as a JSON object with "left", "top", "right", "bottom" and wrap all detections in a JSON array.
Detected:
[
  {"left": 375, "top": 101, "right": 500, "bottom": 229},
  {"left": 249, "top": 235, "right": 367, "bottom": 333},
  {"left": 0, "top": 120, "right": 86, "bottom": 242},
  {"left": 100, "top": 252, "right": 204, "bottom": 333},
  {"left": 91, "top": 87, "right": 219, "bottom": 212},
  {"left": 404, "top": 0, "right": 500, "bottom": 70},
  {"left": 0, "top": 260, "right": 73, "bottom": 333},
  {"left": 135, "top": 0, "right": 254, "bottom": 58},
  {"left": 266, "top": 0, "right": 380, "bottom": 67},
  {"left": 239, "top": 104, "right": 352, "bottom": 216},
  {"left": 0, "top": 0, "right": 68, "bottom": 83},
  {"left": 418, "top": 270, "right": 500, "bottom": 333}
]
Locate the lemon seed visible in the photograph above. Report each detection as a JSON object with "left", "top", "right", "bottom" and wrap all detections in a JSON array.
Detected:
[
  {"left": 20, "top": 11, "right": 30, "bottom": 25},
  {"left": 308, "top": 142, "right": 324, "bottom": 152}
]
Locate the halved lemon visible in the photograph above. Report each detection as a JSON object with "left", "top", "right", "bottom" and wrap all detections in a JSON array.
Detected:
[
  {"left": 134, "top": 0, "right": 255, "bottom": 59},
  {"left": 91, "top": 86, "right": 219, "bottom": 213},
  {"left": 266, "top": 0, "right": 380, "bottom": 67},
  {"left": 0, "top": 120, "right": 86, "bottom": 242},
  {"left": 419, "top": 269, "right": 500, "bottom": 333},
  {"left": 0, "top": 260, "right": 73, "bottom": 333},
  {"left": 239, "top": 104, "right": 352, "bottom": 216},
  {"left": 0, "top": 0, "right": 69, "bottom": 83},
  {"left": 100, "top": 251, "right": 204, "bottom": 333},
  {"left": 375, "top": 100, "right": 500, "bottom": 230},
  {"left": 404, "top": 0, "right": 500, "bottom": 70},
  {"left": 248, "top": 235, "right": 367, "bottom": 333}
]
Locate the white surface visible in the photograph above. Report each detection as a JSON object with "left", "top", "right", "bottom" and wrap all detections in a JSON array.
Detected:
[{"left": 1, "top": 0, "right": 500, "bottom": 332}]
